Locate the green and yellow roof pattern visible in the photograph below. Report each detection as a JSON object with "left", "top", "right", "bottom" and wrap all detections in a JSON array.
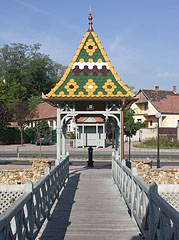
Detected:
[{"left": 46, "top": 31, "right": 134, "bottom": 99}]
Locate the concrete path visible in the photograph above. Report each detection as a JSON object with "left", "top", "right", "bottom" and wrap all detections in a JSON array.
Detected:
[{"left": 38, "top": 166, "right": 141, "bottom": 240}]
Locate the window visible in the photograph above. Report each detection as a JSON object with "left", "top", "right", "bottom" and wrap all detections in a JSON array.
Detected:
[
  {"left": 144, "top": 103, "right": 147, "bottom": 111},
  {"left": 137, "top": 119, "right": 142, "bottom": 123},
  {"left": 87, "top": 103, "right": 94, "bottom": 111},
  {"left": 150, "top": 120, "right": 152, "bottom": 126}
]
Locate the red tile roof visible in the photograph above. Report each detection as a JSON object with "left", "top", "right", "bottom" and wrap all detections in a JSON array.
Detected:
[
  {"left": 77, "top": 116, "right": 104, "bottom": 123},
  {"left": 27, "top": 102, "right": 57, "bottom": 121},
  {"left": 142, "top": 89, "right": 179, "bottom": 113}
]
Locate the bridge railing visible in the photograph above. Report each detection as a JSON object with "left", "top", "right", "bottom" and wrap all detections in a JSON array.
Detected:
[
  {"left": 112, "top": 153, "right": 179, "bottom": 240},
  {"left": 0, "top": 154, "right": 69, "bottom": 240}
]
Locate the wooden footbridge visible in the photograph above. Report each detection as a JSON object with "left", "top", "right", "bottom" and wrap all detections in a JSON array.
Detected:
[
  {"left": 0, "top": 154, "right": 179, "bottom": 240},
  {"left": 38, "top": 166, "right": 141, "bottom": 240}
]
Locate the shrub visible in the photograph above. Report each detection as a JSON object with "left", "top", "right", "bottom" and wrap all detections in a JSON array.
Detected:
[
  {"left": 0, "top": 128, "right": 20, "bottom": 144},
  {"left": 134, "top": 136, "right": 179, "bottom": 149},
  {"left": 24, "top": 127, "right": 36, "bottom": 143}
]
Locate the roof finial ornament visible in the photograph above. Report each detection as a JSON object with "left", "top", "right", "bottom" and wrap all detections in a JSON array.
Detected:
[{"left": 88, "top": 7, "right": 93, "bottom": 32}]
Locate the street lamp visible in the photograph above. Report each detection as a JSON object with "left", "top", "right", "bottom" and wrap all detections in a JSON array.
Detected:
[{"left": 155, "top": 112, "right": 161, "bottom": 168}]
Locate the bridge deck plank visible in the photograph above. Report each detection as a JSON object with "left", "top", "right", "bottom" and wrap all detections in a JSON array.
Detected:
[{"left": 39, "top": 166, "right": 141, "bottom": 240}]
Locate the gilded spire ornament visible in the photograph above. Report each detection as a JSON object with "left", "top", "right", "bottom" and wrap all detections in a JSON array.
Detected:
[{"left": 88, "top": 8, "right": 93, "bottom": 31}]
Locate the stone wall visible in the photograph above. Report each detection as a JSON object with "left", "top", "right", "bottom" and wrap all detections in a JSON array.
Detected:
[
  {"left": 0, "top": 160, "right": 52, "bottom": 184},
  {"left": 131, "top": 159, "right": 179, "bottom": 184},
  {"left": 131, "top": 160, "right": 179, "bottom": 211}
]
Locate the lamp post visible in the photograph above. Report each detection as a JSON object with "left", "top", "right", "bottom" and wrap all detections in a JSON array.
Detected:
[{"left": 155, "top": 112, "right": 161, "bottom": 168}]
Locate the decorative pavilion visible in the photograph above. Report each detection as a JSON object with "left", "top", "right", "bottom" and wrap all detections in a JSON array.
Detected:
[{"left": 42, "top": 10, "right": 136, "bottom": 161}]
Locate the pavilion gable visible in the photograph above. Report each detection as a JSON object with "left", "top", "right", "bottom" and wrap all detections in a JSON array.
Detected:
[{"left": 45, "top": 16, "right": 134, "bottom": 100}]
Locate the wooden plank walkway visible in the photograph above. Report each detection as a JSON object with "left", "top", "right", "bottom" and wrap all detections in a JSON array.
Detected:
[{"left": 38, "top": 166, "right": 141, "bottom": 240}]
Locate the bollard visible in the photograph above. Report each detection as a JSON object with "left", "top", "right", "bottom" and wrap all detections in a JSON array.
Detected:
[
  {"left": 17, "top": 146, "right": 19, "bottom": 158},
  {"left": 87, "top": 146, "right": 94, "bottom": 167}
]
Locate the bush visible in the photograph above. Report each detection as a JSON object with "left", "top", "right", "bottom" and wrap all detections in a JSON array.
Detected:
[
  {"left": 24, "top": 127, "right": 36, "bottom": 143},
  {"left": 66, "top": 132, "right": 75, "bottom": 139},
  {"left": 134, "top": 136, "right": 179, "bottom": 149},
  {"left": 0, "top": 128, "right": 21, "bottom": 144}
]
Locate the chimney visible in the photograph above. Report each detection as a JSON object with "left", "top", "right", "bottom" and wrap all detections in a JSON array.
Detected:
[
  {"left": 155, "top": 86, "right": 159, "bottom": 92},
  {"left": 173, "top": 86, "right": 176, "bottom": 94}
]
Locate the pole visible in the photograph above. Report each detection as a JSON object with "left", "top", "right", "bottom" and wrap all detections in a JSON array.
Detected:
[
  {"left": 57, "top": 104, "right": 61, "bottom": 161},
  {"left": 129, "top": 137, "right": 131, "bottom": 161},
  {"left": 157, "top": 117, "right": 160, "bottom": 168}
]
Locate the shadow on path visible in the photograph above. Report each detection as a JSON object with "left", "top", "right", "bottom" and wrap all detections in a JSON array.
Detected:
[{"left": 39, "top": 170, "right": 80, "bottom": 240}]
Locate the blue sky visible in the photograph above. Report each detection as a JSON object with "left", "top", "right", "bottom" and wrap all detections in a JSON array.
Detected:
[{"left": 0, "top": 0, "right": 179, "bottom": 92}]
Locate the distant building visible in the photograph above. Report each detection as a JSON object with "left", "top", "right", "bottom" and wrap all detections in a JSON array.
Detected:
[
  {"left": 131, "top": 86, "right": 179, "bottom": 128},
  {"left": 27, "top": 102, "right": 75, "bottom": 132}
]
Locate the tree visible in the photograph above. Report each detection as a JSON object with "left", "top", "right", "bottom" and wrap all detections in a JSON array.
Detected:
[
  {"left": 36, "top": 120, "right": 50, "bottom": 137},
  {"left": 13, "top": 101, "right": 30, "bottom": 145},
  {"left": 0, "top": 43, "right": 66, "bottom": 110},
  {"left": 28, "top": 95, "right": 44, "bottom": 111},
  {"left": 124, "top": 108, "right": 145, "bottom": 160},
  {"left": 0, "top": 103, "right": 12, "bottom": 129},
  {"left": 36, "top": 120, "right": 50, "bottom": 157}
]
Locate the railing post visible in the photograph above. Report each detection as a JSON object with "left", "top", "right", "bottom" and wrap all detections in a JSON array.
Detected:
[
  {"left": 45, "top": 166, "right": 50, "bottom": 175},
  {"left": 121, "top": 160, "right": 126, "bottom": 196},
  {"left": 66, "top": 151, "right": 70, "bottom": 177},
  {"left": 112, "top": 151, "right": 115, "bottom": 181},
  {"left": 115, "top": 150, "right": 119, "bottom": 160},
  {"left": 149, "top": 182, "right": 158, "bottom": 240},
  {"left": 25, "top": 181, "right": 33, "bottom": 192},
  {"left": 24, "top": 181, "right": 34, "bottom": 239},
  {"left": 121, "top": 159, "right": 126, "bottom": 167},
  {"left": 55, "top": 159, "right": 60, "bottom": 166},
  {"left": 131, "top": 167, "right": 138, "bottom": 221}
]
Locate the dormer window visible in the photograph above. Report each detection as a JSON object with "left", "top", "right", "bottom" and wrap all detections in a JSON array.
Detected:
[{"left": 144, "top": 103, "right": 147, "bottom": 111}]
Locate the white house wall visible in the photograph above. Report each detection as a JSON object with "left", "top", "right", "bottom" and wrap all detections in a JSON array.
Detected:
[{"left": 162, "top": 114, "right": 179, "bottom": 128}]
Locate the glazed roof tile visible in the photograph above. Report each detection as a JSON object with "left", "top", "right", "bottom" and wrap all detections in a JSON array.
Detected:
[{"left": 45, "top": 17, "right": 134, "bottom": 100}]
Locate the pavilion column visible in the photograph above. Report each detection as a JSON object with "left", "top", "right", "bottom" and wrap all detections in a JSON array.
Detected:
[
  {"left": 103, "top": 123, "right": 105, "bottom": 148},
  {"left": 96, "top": 124, "right": 99, "bottom": 148},
  {"left": 62, "top": 122, "right": 66, "bottom": 159},
  {"left": 57, "top": 104, "right": 61, "bottom": 161},
  {"left": 82, "top": 125, "right": 84, "bottom": 148},
  {"left": 75, "top": 124, "right": 78, "bottom": 148},
  {"left": 120, "top": 102, "right": 125, "bottom": 161},
  {"left": 115, "top": 125, "right": 119, "bottom": 154}
]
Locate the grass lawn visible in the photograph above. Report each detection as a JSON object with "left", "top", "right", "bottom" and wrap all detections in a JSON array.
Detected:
[{"left": 133, "top": 136, "right": 179, "bottom": 149}]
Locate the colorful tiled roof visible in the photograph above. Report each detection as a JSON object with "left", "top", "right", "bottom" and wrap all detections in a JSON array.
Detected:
[{"left": 45, "top": 13, "right": 134, "bottom": 100}]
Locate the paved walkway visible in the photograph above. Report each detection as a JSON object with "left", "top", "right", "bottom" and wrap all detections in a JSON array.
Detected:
[{"left": 38, "top": 166, "right": 141, "bottom": 240}]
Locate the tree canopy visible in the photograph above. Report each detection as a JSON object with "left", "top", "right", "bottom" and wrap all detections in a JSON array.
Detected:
[
  {"left": 36, "top": 120, "right": 50, "bottom": 137},
  {"left": 124, "top": 109, "right": 144, "bottom": 138},
  {"left": 0, "top": 43, "right": 66, "bottom": 110}
]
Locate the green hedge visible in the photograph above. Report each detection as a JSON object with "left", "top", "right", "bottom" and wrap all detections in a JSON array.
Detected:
[
  {"left": 0, "top": 127, "right": 35, "bottom": 144},
  {"left": 0, "top": 128, "right": 21, "bottom": 144},
  {"left": 24, "top": 128, "right": 35, "bottom": 143}
]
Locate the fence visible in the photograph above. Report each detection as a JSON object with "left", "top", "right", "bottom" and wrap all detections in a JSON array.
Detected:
[
  {"left": 112, "top": 153, "right": 179, "bottom": 240},
  {"left": 0, "top": 154, "right": 69, "bottom": 240}
]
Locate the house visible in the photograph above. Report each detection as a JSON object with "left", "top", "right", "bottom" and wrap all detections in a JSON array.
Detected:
[
  {"left": 131, "top": 86, "right": 179, "bottom": 128},
  {"left": 27, "top": 102, "right": 75, "bottom": 132}
]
